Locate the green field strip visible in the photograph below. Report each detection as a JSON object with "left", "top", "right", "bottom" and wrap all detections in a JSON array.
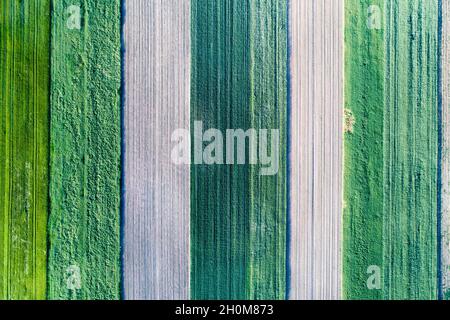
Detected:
[
  {"left": 345, "top": 0, "right": 440, "bottom": 299},
  {"left": 248, "top": 0, "right": 287, "bottom": 300},
  {"left": 48, "top": 0, "right": 121, "bottom": 300},
  {"left": 0, "top": 0, "right": 50, "bottom": 300},
  {"left": 344, "top": 0, "right": 385, "bottom": 300},
  {"left": 384, "top": 0, "right": 439, "bottom": 299},
  {"left": 191, "top": 0, "right": 251, "bottom": 299},
  {"left": 191, "top": 0, "right": 287, "bottom": 300}
]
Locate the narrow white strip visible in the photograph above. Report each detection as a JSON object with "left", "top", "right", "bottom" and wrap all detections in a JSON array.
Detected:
[
  {"left": 441, "top": 0, "right": 450, "bottom": 299},
  {"left": 289, "top": 0, "right": 343, "bottom": 300},
  {"left": 123, "top": 0, "right": 190, "bottom": 300}
]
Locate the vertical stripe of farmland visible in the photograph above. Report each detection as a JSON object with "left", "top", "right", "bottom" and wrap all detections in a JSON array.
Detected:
[
  {"left": 0, "top": 0, "right": 50, "bottom": 300},
  {"left": 191, "top": 0, "right": 249, "bottom": 298},
  {"left": 345, "top": 0, "right": 440, "bottom": 299},
  {"left": 384, "top": 0, "right": 439, "bottom": 299},
  {"left": 191, "top": 0, "right": 287, "bottom": 299},
  {"left": 249, "top": 0, "right": 287, "bottom": 300},
  {"left": 441, "top": 0, "right": 450, "bottom": 300},
  {"left": 123, "top": 0, "right": 191, "bottom": 300},
  {"left": 48, "top": 0, "right": 122, "bottom": 300},
  {"left": 289, "top": 0, "right": 344, "bottom": 300},
  {"left": 343, "top": 0, "right": 385, "bottom": 300}
]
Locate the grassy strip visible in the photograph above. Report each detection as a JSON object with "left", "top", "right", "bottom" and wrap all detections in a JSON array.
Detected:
[
  {"left": 343, "top": 0, "right": 385, "bottom": 300},
  {"left": 48, "top": 0, "right": 121, "bottom": 299},
  {"left": 0, "top": 0, "right": 50, "bottom": 300},
  {"left": 383, "top": 0, "right": 438, "bottom": 299},
  {"left": 191, "top": 0, "right": 287, "bottom": 299},
  {"left": 344, "top": 0, "right": 439, "bottom": 299}
]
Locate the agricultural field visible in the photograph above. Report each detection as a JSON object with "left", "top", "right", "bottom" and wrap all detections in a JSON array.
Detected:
[
  {"left": 289, "top": 0, "right": 344, "bottom": 300},
  {"left": 0, "top": 0, "right": 448, "bottom": 301},
  {"left": 122, "top": 0, "right": 191, "bottom": 300},
  {"left": 442, "top": 0, "right": 450, "bottom": 300},
  {"left": 344, "top": 0, "right": 439, "bottom": 299},
  {"left": 47, "top": 0, "right": 121, "bottom": 300},
  {"left": 343, "top": 0, "right": 386, "bottom": 300},
  {"left": 191, "top": 0, "right": 287, "bottom": 300},
  {"left": 0, "top": 0, "right": 50, "bottom": 300}
]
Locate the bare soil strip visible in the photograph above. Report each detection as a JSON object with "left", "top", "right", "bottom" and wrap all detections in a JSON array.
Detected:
[
  {"left": 289, "top": 0, "right": 343, "bottom": 300},
  {"left": 441, "top": 0, "right": 450, "bottom": 300},
  {"left": 123, "top": 0, "right": 191, "bottom": 300}
]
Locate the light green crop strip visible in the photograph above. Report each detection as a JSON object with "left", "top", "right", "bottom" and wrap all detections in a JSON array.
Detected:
[
  {"left": 0, "top": 0, "right": 50, "bottom": 300},
  {"left": 248, "top": 0, "right": 287, "bottom": 300},
  {"left": 344, "top": 0, "right": 440, "bottom": 299},
  {"left": 344, "top": 0, "right": 385, "bottom": 300},
  {"left": 383, "top": 0, "right": 439, "bottom": 299}
]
